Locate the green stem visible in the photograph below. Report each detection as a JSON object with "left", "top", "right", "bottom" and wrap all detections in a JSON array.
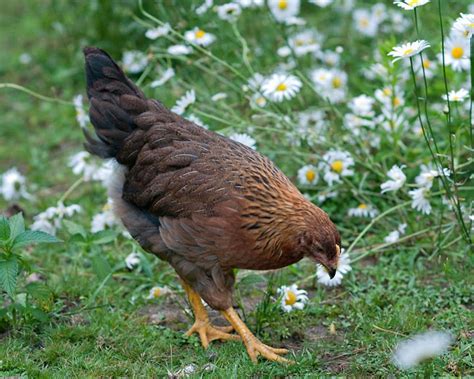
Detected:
[
  {"left": 58, "top": 177, "right": 85, "bottom": 204},
  {"left": 0, "top": 83, "right": 74, "bottom": 107}
]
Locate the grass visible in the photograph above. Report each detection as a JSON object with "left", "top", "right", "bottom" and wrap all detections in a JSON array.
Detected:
[{"left": 0, "top": 0, "right": 473, "bottom": 377}]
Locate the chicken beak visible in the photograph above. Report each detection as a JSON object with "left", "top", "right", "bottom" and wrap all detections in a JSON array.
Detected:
[{"left": 328, "top": 267, "right": 337, "bottom": 279}]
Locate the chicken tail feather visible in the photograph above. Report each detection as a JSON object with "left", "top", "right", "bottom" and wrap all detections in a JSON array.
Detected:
[{"left": 83, "top": 47, "right": 148, "bottom": 159}]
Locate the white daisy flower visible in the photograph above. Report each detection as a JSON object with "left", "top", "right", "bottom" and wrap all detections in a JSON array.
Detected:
[
  {"left": 315, "top": 49, "right": 341, "bottom": 67},
  {"left": 348, "top": 203, "right": 379, "bottom": 218},
  {"left": 414, "top": 56, "right": 437, "bottom": 78},
  {"left": 384, "top": 223, "right": 407, "bottom": 244},
  {"left": 31, "top": 202, "right": 81, "bottom": 236},
  {"left": 19, "top": 53, "right": 32, "bottom": 65},
  {"left": 167, "top": 44, "right": 193, "bottom": 56},
  {"left": 277, "top": 284, "right": 308, "bottom": 312},
  {"left": 415, "top": 164, "right": 450, "bottom": 189},
  {"left": 320, "top": 150, "right": 354, "bottom": 186},
  {"left": 171, "top": 90, "right": 196, "bottom": 115},
  {"left": 125, "top": 252, "right": 140, "bottom": 270},
  {"left": 392, "top": 331, "right": 453, "bottom": 370},
  {"left": 68, "top": 151, "right": 112, "bottom": 185},
  {"left": 409, "top": 187, "right": 431, "bottom": 215},
  {"left": 73, "top": 94, "right": 89, "bottom": 128},
  {"left": 442, "top": 36, "right": 470, "bottom": 71},
  {"left": 381, "top": 165, "right": 406, "bottom": 193},
  {"left": 261, "top": 73, "right": 302, "bottom": 102},
  {"left": 1, "top": 168, "right": 31, "bottom": 201},
  {"left": 122, "top": 51, "right": 148, "bottom": 74},
  {"left": 311, "top": 68, "right": 347, "bottom": 103},
  {"left": 237, "top": 0, "right": 264, "bottom": 8},
  {"left": 147, "top": 286, "right": 172, "bottom": 299},
  {"left": 353, "top": 9, "right": 379, "bottom": 37},
  {"left": 316, "top": 190, "right": 338, "bottom": 204},
  {"left": 288, "top": 29, "right": 321, "bottom": 56},
  {"left": 229, "top": 133, "right": 256, "bottom": 149},
  {"left": 317, "top": 248, "right": 351, "bottom": 287},
  {"left": 184, "top": 27, "right": 216, "bottom": 46},
  {"left": 452, "top": 13, "right": 474, "bottom": 39},
  {"left": 217, "top": 3, "right": 242, "bottom": 21},
  {"left": 244, "top": 72, "right": 265, "bottom": 92},
  {"left": 394, "top": 0, "right": 430, "bottom": 11},
  {"left": 211, "top": 92, "right": 228, "bottom": 101},
  {"left": 150, "top": 68, "right": 175, "bottom": 88},
  {"left": 309, "top": 0, "right": 333, "bottom": 7},
  {"left": 268, "top": 0, "right": 300, "bottom": 23},
  {"left": 186, "top": 114, "right": 209, "bottom": 129},
  {"left": 388, "top": 40, "right": 430, "bottom": 62},
  {"left": 145, "top": 23, "right": 170, "bottom": 40},
  {"left": 442, "top": 88, "right": 469, "bottom": 102},
  {"left": 196, "top": 0, "right": 213, "bottom": 15},
  {"left": 297, "top": 165, "right": 319, "bottom": 186},
  {"left": 375, "top": 86, "right": 405, "bottom": 110},
  {"left": 91, "top": 199, "right": 118, "bottom": 233},
  {"left": 372, "top": 3, "right": 387, "bottom": 23},
  {"left": 349, "top": 95, "right": 375, "bottom": 117},
  {"left": 250, "top": 93, "right": 267, "bottom": 108}
]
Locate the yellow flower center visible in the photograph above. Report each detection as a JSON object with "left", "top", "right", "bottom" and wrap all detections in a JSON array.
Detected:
[
  {"left": 422, "top": 59, "right": 431, "bottom": 69},
  {"left": 305, "top": 169, "right": 316, "bottom": 182},
  {"left": 255, "top": 96, "right": 266, "bottom": 106},
  {"left": 152, "top": 288, "right": 161, "bottom": 298},
  {"left": 103, "top": 203, "right": 111, "bottom": 211},
  {"left": 332, "top": 77, "right": 342, "bottom": 88},
  {"left": 285, "top": 290, "right": 297, "bottom": 305},
  {"left": 451, "top": 47, "right": 464, "bottom": 59},
  {"left": 358, "top": 203, "right": 368, "bottom": 209},
  {"left": 278, "top": 0, "right": 288, "bottom": 9},
  {"left": 383, "top": 88, "right": 392, "bottom": 96},
  {"left": 331, "top": 160, "right": 344, "bottom": 173},
  {"left": 360, "top": 19, "right": 369, "bottom": 27},
  {"left": 393, "top": 97, "right": 401, "bottom": 107},
  {"left": 276, "top": 83, "right": 287, "bottom": 91},
  {"left": 408, "top": 0, "right": 419, "bottom": 5},
  {"left": 195, "top": 29, "right": 206, "bottom": 39},
  {"left": 295, "top": 39, "right": 304, "bottom": 46},
  {"left": 403, "top": 48, "right": 414, "bottom": 56}
]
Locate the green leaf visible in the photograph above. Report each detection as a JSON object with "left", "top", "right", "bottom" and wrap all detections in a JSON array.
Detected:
[
  {"left": 12, "top": 230, "right": 60, "bottom": 249},
  {"left": 0, "top": 256, "right": 18, "bottom": 297},
  {"left": 63, "top": 220, "right": 87, "bottom": 238},
  {"left": 92, "top": 230, "right": 117, "bottom": 245},
  {"left": 91, "top": 254, "right": 112, "bottom": 281},
  {"left": 8, "top": 213, "right": 25, "bottom": 240},
  {"left": 0, "top": 216, "right": 10, "bottom": 241},
  {"left": 26, "top": 282, "right": 52, "bottom": 302}
]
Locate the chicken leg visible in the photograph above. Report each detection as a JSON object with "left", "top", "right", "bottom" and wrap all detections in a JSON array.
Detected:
[
  {"left": 182, "top": 281, "right": 240, "bottom": 348},
  {"left": 221, "top": 307, "right": 292, "bottom": 363}
]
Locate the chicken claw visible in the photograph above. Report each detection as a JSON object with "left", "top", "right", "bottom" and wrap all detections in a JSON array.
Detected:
[
  {"left": 185, "top": 320, "right": 240, "bottom": 348},
  {"left": 182, "top": 281, "right": 239, "bottom": 348},
  {"left": 221, "top": 307, "right": 293, "bottom": 364}
]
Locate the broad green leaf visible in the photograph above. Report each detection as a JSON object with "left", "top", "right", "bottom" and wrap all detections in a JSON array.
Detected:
[
  {"left": 28, "top": 307, "right": 49, "bottom": 322},
  {"left": 0, "top": 256, "right": 18, "bottom": 297},
  {"left": 0, "top": 216, "right": 10, "bottom": 241},
  {"left": 91, "top": 254, "right": 112, "bottom": 281},
  {"left": 8, "top": 213, "right": 25, "bottom": 240},
  {"left": 63, "top": 220, "right": 87, "bottom": 238},
  {"left": 92, "top": 230, "right": 117, "bottom": 245},
  {"left": 12, "top": 230, "right": 60, "bottom": 249},
  {"left": 26, "top": 282, "right": 52, "bottom": 302}
]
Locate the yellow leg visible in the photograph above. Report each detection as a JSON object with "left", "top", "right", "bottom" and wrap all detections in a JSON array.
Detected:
[
  {"left": 182, "top": 282, "right": 240, "bottom": 348},
  {"left": 221, "top": 307, "right": 292, "bottom": 364}
]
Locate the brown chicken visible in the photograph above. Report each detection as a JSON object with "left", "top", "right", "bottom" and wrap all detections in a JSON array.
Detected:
[{"left": 83, "top": 47, "right": 341, "bottom": 363}]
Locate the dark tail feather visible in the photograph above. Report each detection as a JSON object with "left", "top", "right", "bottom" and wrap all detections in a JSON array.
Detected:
[{"left": 83, "top": 47, "right": 147, "bottom": 159}]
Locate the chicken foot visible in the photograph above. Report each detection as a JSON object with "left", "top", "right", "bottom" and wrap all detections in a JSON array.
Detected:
[
  {"left": 221, "top": 307, "right": 292, "bottom": 363},
  {"left": 182, "top": 282, "right": 240, "bottom": 348}
]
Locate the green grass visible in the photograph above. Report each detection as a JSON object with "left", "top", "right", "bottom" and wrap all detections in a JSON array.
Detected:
[{"left": 0, "top": 0, "right": 473, "bottom": 377}]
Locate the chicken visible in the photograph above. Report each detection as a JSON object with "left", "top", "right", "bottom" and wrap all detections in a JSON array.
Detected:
[{"left": 83, "top": 47, "right": 341, "bottom": 363}]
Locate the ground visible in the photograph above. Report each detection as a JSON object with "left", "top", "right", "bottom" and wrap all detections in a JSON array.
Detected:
[{"left": 0, "top": 1, "right": 473, "bottom": 377}]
